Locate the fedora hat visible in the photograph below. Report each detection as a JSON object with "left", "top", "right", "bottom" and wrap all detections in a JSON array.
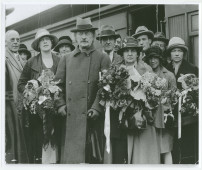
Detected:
[
  {"left": 132, "top": 26, "right": 154, "bottom": 40},
  {"left": 71, "top": 17, "right": 98, "bottom": 32},
  {"left": 166, "top": 37, "right": 188, "bottom": 53},
  {"left": 96, "top": 25, "right": 120, "bottom": 40},
  {"left": 54, "top": 36, "right": 75, "bottom": 52},
  {"left": 31, "top": 29, "right": 58, "bottom": 52},
  {"left": 18, "top": 44, "right": 31, "bottom": 59},
  {"left": 153, "top": 32, "right": 169, "bottom": 45},
  {"left": 117, "top": 37, "right": 142, "bottom": 56},
  {"left": 145, "top": 46, "right": 163, "bottom": 63}
]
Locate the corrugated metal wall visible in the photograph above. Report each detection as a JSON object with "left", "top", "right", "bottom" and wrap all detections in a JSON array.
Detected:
[{"left": 167, "top": 14, "right": 187, "bottom": 43}]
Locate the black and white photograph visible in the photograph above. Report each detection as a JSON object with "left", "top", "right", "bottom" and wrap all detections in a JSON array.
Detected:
[{"left": 1, "top": 0, "right": 201, "bottom": 168}]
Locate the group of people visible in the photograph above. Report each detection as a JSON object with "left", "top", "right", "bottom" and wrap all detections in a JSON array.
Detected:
[{"left": 5, "top": 16, "right": 198, "bottom": 164}]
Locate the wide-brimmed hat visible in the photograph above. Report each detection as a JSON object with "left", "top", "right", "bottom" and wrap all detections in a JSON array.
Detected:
[
  {"left": 145, "top": 46, "right": 163, "bottom": 63},
  {"left": 54, "top": 36, "right": 75, "bottom": 52},
  {"left": 132, "top": 26, "right": 154, "bottom": 40},
  {"left": 31, "top": 29, "right": 58, "bottom": 52},
  {"left": 18, "top": 44, "right": 31, "bottom": 59},
  {"left": 166, "top": 37, "right": 188, "bottom": 53},
  {"left": 153, "top": 32, "right": 169, "bottom": 45},
  {"left": 71, "top": 17, "right": 98, "bottom": 32},
  {"left": 117, "top": 37, "right": 142, "bottom": 56},
  {"left": 96, "top": 25, "right": 120, "bottom": 40}
]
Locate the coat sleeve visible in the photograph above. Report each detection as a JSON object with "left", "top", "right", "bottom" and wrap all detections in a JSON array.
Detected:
[
  {"left": 168, "top": 72, "right": 177, "bottom": 90},
  {"left": 91, "top": 53, "right": 111, "bottom": 114},
  {"left": 54, "top": 55, "right": 67, "bottom": 109},
  {"left": 17, "top": 61, "right": 31, "bottom": 93}
]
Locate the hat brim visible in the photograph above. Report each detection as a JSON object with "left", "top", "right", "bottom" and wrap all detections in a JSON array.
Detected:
[
  {"left": 117, "top": 46, "right": 142, "bottom": 56},
  {"left": 153, "top": 37, "right": 169, "bottom": 45},
  {"left": 166, "top": 44, "right": 188, "bottom": 54},
  {"left": 132, "top": 31, "right": 154, "bottom": 40},
  {"left": 31, "top": 34, "right": 58, "bottom": 52},
  {"left": 18, "top": 49, "right": 31, "bottom": 58},
  {"left": 71, "top": 27, "right": 98, "bottom": 32},
  {"left": 96, "top": 34, "right": 120, "bottom": 40},
  {"left": 54, "top": 41, "right": 75, "bottom": 52}
]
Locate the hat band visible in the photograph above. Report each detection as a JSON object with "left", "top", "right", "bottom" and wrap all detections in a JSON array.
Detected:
[
  {"left": 123, "top": 42, "right": 139, "bottom": 47},
  {"left": 76, "top": 24, "right": 93, "bottom": 30},
  {"left": 100, "top": 30, "right": 116, "bottom": 36},
  {"left": 136, "top": 29, "right": 147, "bottom": 34}
]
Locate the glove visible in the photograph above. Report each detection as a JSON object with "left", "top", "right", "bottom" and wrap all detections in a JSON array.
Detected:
[
  {"left": 87, "top": 109, "right": 99, "bottom": 120},
  {"left": 58, "top": 105, "right": 67, "bottom": 116}
]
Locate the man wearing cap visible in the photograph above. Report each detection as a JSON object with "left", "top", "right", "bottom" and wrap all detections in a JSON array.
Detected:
[
  {"left": 54, "top": 17, "right": 110, "bottom": 164},
  {"left": 5, "top": 30, "right": 29, "bottom": 163},
  {"left": 151, "top": 32, "right": 169, "bottom": 66},
  {"left": 18, "top": 44, "right": 31, "bottom": 67},
  {"left": 132, "top": 26, "right": 154, "bottom": 61},
  {"left": 54, "top": 36, "right": 75, "bottom": 58},
  {"left": 97, "top": 25, "right": 123, "bottom": 65}
]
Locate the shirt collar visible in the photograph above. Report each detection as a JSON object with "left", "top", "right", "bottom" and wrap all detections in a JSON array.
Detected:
[{"left": 73, "top": 45, "right": 96, "bottom": 57}]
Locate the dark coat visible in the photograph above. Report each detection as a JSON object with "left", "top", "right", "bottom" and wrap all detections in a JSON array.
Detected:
[
  {"left": 17, "top": 53, "right": 60, "bottom": 163},
  {"left": 166, "top": 59, "right": 198, "bottom": 89},
  {"left": 54, "top": 46, "right": 110, "bottom": 163}
]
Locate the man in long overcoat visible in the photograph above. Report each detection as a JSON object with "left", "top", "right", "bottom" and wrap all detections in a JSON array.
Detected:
[
  {"left": 54, "top": 17, "right": 110, "bottom": 164},
  {"left": 5, "top": 30, "right": 29, "bottom": 163}
]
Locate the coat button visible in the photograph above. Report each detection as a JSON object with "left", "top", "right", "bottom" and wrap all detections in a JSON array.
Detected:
[
  {"left": 69, "top": 81, "right": 72, "bottom": 85},
  {"left": 88, "top": 80, "right": 90, "bottom": 84}
]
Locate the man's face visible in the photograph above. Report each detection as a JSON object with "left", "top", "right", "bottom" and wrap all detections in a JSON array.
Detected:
[
  {"left": 137, "top": 35, "right": 151, "bottom": 51},
  {"left": 151, "top": 40, "right": 166, "bottom": 52},
  {"left": 39, "top": 36, "right": 52, "bottom": 52},
  {"left": 6, "top": 31, "right": 20, "bottom": 53},
  {"left": 75, "top": 31, "right": 94, "bottom": 50},
  {"left": 114, "top": 37, "right": 122, "bottom": 52},
  {"left": 149, "top": 56, "right": 160, "bottom": 70},
  {"left": 101, "top": 36, "right": 115, "bottom": 53},
  {"left": 59, "top": 44, "right": 72, "bottom": 56},
  {"left": 123, "top": 48, "right": 138, "bottom": 64},
  {"left": 170, "top": 47, "right": 184, "bottom": 63}
]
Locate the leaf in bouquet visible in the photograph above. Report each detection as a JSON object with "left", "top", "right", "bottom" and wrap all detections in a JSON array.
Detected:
[
  {"left": 48, "top": 85, "right": 61, "bottom": 93},
  {"left": 161, "top": 97, "right": 167, "bottom": 104},
  {"left": 130, "top": 87, "right": 146, "bottom": 101},
  {"left": 99, "top": 100, "right": 106, "bottom": 107}
]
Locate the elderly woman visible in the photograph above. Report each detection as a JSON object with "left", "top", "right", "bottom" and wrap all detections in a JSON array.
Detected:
[
  {"left": 117, "top": 37, "right": 160, "bottom": 164},
  {"left": 145, "top": 46, "right": 177, "bottom": 164},
  {"left": 18, "top": 29, "right": 60, "bottom": 164}
]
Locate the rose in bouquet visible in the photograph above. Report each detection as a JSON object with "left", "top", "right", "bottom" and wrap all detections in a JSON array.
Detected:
[{"left": 177, "top": 74, "right": 199, "bottom": 116}]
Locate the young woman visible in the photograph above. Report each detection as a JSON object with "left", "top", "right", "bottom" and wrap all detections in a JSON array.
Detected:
[
  {"left": 145, "top": 46, "right": 177, "bottom": 164},
  {"left": 117, "top": 37, "right": 160, "bottom": 164},
  {"left": 18, "top": 29, "right": 60, "bottom": 164}
]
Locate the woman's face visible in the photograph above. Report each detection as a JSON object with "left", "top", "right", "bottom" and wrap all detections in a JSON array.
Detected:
[
  {"left": 170, "top": 47, "right": 184, "bottom": 63},
  {"left": 149, "top": 56, "right": 160, "bottom": 70},
  {"left": 59, "top": 44, "right": 72, "bottom": 56},
  {"left": 123, "top": 48, "right": 138, "bottom": 65},
  {"left": 39, "top": 36, "right": 52, "bottom": 52}
]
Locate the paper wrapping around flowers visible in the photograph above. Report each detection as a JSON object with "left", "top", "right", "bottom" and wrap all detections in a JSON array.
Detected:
[{"left": 104, "top": 102, "right": 110, "bottom": 153}]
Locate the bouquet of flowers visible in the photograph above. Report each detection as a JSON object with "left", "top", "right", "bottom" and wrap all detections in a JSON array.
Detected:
[
  {"left": 140, "top": 72, "right": 167, "bottom": 110},
  {"left": 23, "top": 69, "right": 61, "bottom": 149},
  {"left": 98, "top": 65, "right": 131, "bottom": 110},
  {"left": 177, "top": 74, "right": 199, "bottom": 116}
]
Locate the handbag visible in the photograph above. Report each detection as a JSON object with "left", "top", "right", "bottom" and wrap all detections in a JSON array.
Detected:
[{"left": 125, "top": 106, "right": 147, "bottom": 130}]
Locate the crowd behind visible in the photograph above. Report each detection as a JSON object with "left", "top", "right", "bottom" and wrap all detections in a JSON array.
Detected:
[{"left": 5, "top": 17, "right": 198, "bottom": 164}]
